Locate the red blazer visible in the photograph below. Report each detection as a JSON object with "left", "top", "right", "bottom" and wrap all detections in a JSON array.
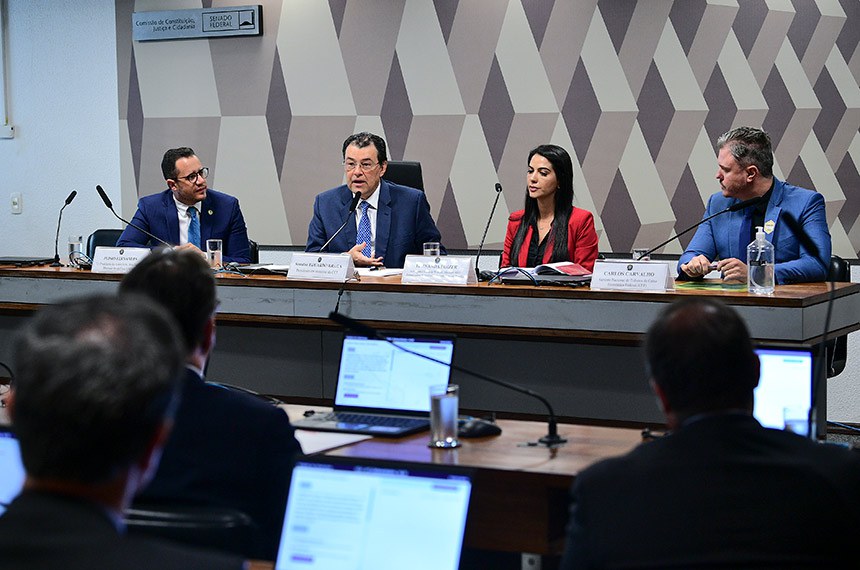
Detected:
[{"left": 501, "top": 207, "right": 599, "bottom": 271}]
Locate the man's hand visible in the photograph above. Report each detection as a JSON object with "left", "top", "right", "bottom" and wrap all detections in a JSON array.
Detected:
[
  {"left": 175, "top": 243, "right": 205, "bottom": 257},
  {"left": 348, "top": 243, "right": 384, "bottom": 267},
  {"left": 680, "top": 255, "right": 713, "bottom": 278},
  {"left": 716, "top": 257, "right": 748, "bottom": 282}
]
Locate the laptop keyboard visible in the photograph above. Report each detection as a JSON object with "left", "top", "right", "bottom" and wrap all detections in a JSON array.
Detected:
[{"left": 322, "top": 412, "right": 427, "bottom": 428}]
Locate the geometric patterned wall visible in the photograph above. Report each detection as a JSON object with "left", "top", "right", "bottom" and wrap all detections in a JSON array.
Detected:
[{"left": 117, "top": 0, "right": 860, "bottom": 258}]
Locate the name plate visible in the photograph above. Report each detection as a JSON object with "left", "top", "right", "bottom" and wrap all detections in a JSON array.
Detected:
[
  {"left": 91, "top": 247, "right": 150, "bottom": 274},
  {"left": 401, "top": 255, "right": 477, "bottom": 285},
  {"left": 590, "top": 259, "right": 675, "bottom": 292},
  {"left": 289, "top": 253, "right": 355, "bottom": 282}
]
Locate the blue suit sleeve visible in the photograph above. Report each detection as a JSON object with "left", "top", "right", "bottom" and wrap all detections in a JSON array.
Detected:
[
  {"left": 223, "top": 198, "right": 251, "bottom": 264},
  {"left": 306, "top": 194, "right": 327, "bottom": 252},
  {"left": 414, "top": 193, "right": 444, "bottom": 254},
  {"left": 774, "top": 191, "right": 830, "bottom": 284},
  {"left": 677, "top": 194, "right": 720, "bottom": 277},
  {"left": 116, "top": 200, "right": 157, "bottom": 249}
]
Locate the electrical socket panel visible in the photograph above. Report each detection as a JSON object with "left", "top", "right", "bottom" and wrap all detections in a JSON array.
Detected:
[{"left": 10, "top": 192, "right": 22, "bottom": 214}]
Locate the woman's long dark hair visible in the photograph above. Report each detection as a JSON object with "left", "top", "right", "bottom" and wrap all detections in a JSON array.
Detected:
[{"left": 509, "top": 144, "right": 575, "bottom": 264}]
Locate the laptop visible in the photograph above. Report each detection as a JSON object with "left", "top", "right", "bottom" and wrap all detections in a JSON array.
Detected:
[
  {"left": 753, "top": 345, "right": 816, "bottom": 437},
  {"left": 0, "top": 426, "right": 25, "bottom": 515},
  {"left": 292, "top": 332, "right": 455, "bottom": 437},
  {"left": 274, "top": 456, "right": 472, "bottom": 570}
]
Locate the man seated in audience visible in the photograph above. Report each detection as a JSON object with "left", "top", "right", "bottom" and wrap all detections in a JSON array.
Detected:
[
  {"left": 120, "top": 249, "right": 302, "bottom": 560},
  {"left": 306, "top": 131, "right": 444, "bottom": 268},
  {"left": 561, "top": 298, "right": 860, "bottom": 569},
  {"left": 0, "top": 295, "right": 244, "bottom": 569}
]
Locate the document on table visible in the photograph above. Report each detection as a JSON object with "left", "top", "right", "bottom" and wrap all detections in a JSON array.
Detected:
[{"left": 294, "top": 430, "right": 371, "bottom": 454}]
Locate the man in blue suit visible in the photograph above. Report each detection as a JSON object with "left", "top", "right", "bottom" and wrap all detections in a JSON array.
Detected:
[
  {"left": 678, "top": 127, "right": 830, "bottom": 284},
  {"left": 117, "top": 147, "right": 251, "bottom": 264},
  {"left": 306, "top": 132, "right": 443, "bottom": 268}
]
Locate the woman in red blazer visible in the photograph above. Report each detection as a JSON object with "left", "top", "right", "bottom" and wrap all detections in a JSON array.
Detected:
[{"left": 501, "top": 144, "right": 599, "bottom": 270}]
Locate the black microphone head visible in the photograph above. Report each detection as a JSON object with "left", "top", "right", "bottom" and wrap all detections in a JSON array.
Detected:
[
  {"left": 65, "top": 190, "right": 77, "bottom": 205},
  {"left": 328, "top": 311, "right": 379, "bottom": 338},
  {"left": 728, "top": 196, "right": 763, "bottom": 212},
  {"left": 494, "top": 183, "right": 502, "bottom": 193},
  {"left": 95, "top": 185, "right": 113, "bottom": 209},
  {"left": 349, "top": 191, "right": 361, "bottom": 212}
]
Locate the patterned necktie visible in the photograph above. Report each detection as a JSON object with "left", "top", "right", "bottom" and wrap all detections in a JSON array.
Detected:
[
  {"left": 188, "top": 206, "right": 201, "bottom": 249},
  {"left": 356, "top": 201, "right": 372, "bottom": 257}
]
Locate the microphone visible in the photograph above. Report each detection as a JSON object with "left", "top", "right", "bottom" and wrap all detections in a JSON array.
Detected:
[
  {"left": 635, "top": 196, "right": 764, "bottom": 261},
  {"left": 95, "top": 185, "right": 172, "bottom": 248},
  {"left": 475, "top": 183, "right": 504, "bottom": 281},
  {"left": 319, "top": 191, "right": 362, "bottom": 252},
  {"left": 781, "top": 210, "right": 832, "bottom": 438},
  {"left": 329, "top": 311, "right": 567, "bottom": 447},
  {"left": 51, "top": 190, "right": 78, "bottom": 267}
]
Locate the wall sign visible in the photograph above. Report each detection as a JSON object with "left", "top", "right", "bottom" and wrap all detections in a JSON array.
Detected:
[{"left": 133, "top": 6, "right": 262, "bottom": 41}]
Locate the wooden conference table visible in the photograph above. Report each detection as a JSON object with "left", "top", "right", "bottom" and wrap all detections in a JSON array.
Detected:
[
  {"left": 0, "top": 265, "right": 858, "bottom": 425},
  {"left": 273, "top": 405, "right": 644, "bottom": 562}
]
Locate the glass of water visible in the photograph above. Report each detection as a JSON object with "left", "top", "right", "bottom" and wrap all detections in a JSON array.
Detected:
[
  {"left": 429, "top": 384, "right": 460, "bottom": 448},
  {"left": 423, "top": 242, "right": 442, "bottom": 257},
  {"left": 206, "top": 239, "right": 223, "bottom": 269},
  {"left": 68, "top": 235, "right": 83, "bottom": 267}
]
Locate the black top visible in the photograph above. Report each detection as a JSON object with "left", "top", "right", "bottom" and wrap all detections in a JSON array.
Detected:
[
  {"left": 526, "top": 221, "right": 549, "bottom": 266},
  {"left": 749, "top": 181, "right": 774, "bottom": 242}
]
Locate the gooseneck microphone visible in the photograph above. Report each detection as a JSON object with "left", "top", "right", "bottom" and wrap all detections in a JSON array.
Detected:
[
  {"left": 329, "top": 311, "right": 567, "bottom": 447},
  {"left": 95, "top": 185, "right": 172, "bottom": 248},
  {"left": 781, "top": 211, "right": 832, "bottom": 439},
  {"left": 319, "top": 191, "right": 362, "bottom": 252},
  {"left": 635, "top": 196, "right": 764, "bottom": 261},
  {"left": 51, "top": 190, "right": 78, "bottom": 267},
  {"left": 475, "top": 183, "right": 504, "bottom": 281}
]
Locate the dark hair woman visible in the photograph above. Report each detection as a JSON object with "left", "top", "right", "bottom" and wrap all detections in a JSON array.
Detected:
[{"left": 501, "top": 144, "right": 598, "bottom": 270}]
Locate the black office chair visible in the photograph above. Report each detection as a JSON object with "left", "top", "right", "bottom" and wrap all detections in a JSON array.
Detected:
[
  {"left": 125, "top": 503, "right": 256, "bottom": 558},
  {"left": 826, "top": 255, "right": 850, "bottom": 377},
  {"left": 248, "top": 238, "right": 259, "bottom": 264},
  {"left": 383, "top": 160, "right": 424, "bottom": 191},
  {"left": 86, "top": 229, "right": 124, "bottom": 259}
]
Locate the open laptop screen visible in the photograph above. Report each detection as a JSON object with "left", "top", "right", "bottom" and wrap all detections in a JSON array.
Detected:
[
  {"left": 0, "top": 428, "right": 25, "bottom": 515},
  {"left": 275, "top": 457, "right": 472, "bottom": 570},
  {"left": 753, "top": 346, "right": 814, "bottom": 436},
  {"left": 334, "top": 334, "right": 455, "bottom": 413}
]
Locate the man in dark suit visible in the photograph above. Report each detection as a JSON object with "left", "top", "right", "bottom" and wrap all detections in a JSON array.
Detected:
[
  {"left": 306, "top": 132, "right": 444, "bottom": 268},
  {"left": 0, "top": 295, "right": 243, "bottom": 570},
  {"left": 119, "top": 248, "right": 302, "bottom": 561},
  {"left": 561, "top": 298, "right": 860, "bottom": 569},
  {"left": 117, "top": 147, "right": 251, "bottom": 263}
]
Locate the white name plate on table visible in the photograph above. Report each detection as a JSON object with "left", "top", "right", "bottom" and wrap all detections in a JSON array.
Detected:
[
  {"left": 590, "top": 259, "right": 675, "bottom": 292},
  {"left": 401, "top": 255, "right": 477, "bottom": 285},
  {"left": 91, "top": 247, "right": 150, "bottom": 274},
  {"left": 289, "top": 252, "right": 355, "bottom": 282}
]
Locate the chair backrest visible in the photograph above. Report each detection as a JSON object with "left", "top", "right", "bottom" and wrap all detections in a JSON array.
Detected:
[
  {"left": 248, "top": 238, "right": 259, "bottom": 264},
  {"left": 383, "top": 160, "right": 424, "bottom": 191},
  {"left": 125, "top": 503, "right": 256, "bottom": 558},
  {"left": 86, "top": 229, "right": 123, "bottom": 259},
  {"left": 826, "top": 255, "right": 850, "bottom": 377}
]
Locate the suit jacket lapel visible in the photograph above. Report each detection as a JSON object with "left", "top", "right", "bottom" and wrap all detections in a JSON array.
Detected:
[
  {"left": 162, "top": 190, "right": 181, "bottom": 245},
  {"left": 200, "top": 195, "right": 214, "bottom": 243},
  {"left": 765, "top": 180, "right": 785, "bottom": 246},
  {"left": 374, "top": 181, "right": 392, "bottom": 260},
  {"left": 341, "top": 187, "right": 358, "bottom": 249}
]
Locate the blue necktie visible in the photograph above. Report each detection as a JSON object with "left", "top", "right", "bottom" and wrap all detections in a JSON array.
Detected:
[
  {"left": 188, "top": 206, "right": 201, "bottom": 249},
  {"left": 356, "top": 201, "right": 372, "bottom": 257}
]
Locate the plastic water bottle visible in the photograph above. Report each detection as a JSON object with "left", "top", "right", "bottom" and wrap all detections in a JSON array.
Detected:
[{"left": 747, "top": 226, "right": 774, "bottom": 294}]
